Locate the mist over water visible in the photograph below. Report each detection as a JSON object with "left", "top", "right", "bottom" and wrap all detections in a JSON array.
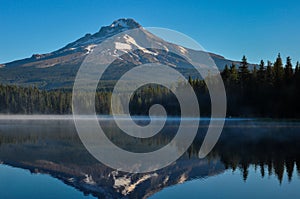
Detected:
[{"left": 0, "top": 118, "right": 300, "bottom": 198}]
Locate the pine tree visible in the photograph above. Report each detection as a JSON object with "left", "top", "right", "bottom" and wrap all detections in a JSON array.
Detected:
[
  {"left": 221, "top": 64, "right": 231, "bottom": 84},
  {"left": 229, "top": 63, "right": 238, "bottom": 83},
  {"left": 188, "top": 75, "right": 192, "bottom": 85},
  {"left": 239, "top": 55, "right": 250, "bottom": 83},
  {"left": 252, "top": 65, "right": 257, "bottom": 79},
  {"left": 295, "top": 61, "right": 300, "bottom": 76},
  {"left": 273, "top": 53, "right": 284, "bottom": 85},
  {"left": 257, "top": 60, "right": 265, "bottom": 83},
  {"left": 284, "top": 56, "right": 293, "bottom": 84},
  {"left": 266, "top": 61, "right": 274, "bottom": 85},
  {"left": 295, "top": 61, "right": 300, "bottom": 87}
]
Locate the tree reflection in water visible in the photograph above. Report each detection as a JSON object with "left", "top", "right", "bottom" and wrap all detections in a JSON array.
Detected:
[{"left": 0, "top": 119, "right": 300, "bottom": 198}]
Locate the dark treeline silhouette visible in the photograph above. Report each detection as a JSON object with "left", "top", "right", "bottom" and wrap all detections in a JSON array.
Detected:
[
  {"left": 0, "top": 84, "right": 110, "bottom": 114},
  {"left": 185, "top": 123, "right": 300, "bottom": 184},
  {"left": 187, "top": 135, "right": 300, "bottom": 183},
  {"left": 0, "top": 84, "right": 178, "bottom": 115},
  {"left": 0, "top": 54, "right": 299, "bottom": 117},
  {"left": 0, "top": 85, "right": 72, "bottom": 114},
  {"left": 220, "top": 54, "right": 300, "bottom": 118}
]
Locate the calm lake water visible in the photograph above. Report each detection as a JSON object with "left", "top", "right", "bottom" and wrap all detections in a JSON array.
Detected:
[{"left": 0, "top": 117, "right": 300, "bottom": 198}]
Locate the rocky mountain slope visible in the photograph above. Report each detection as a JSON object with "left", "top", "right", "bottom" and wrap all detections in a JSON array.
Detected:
[{"left": 0, "top": 18, "right": 244, "bottom": 90}]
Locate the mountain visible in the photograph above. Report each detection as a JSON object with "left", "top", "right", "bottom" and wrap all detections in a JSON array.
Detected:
[{"left": 0, "top": 18, "right": 246, "bottom": 90}]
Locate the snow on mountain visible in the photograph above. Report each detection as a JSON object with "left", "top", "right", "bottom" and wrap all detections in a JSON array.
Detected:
[
  {"left": 0, "top": 18, "right": 248, "bottom": 89},
  {"left": 84, "top": 44, "right": 97, "bottom": 54},
  {"left": 115, "top": 42, "right": 132, "bottom": 50},
  {"left": 115, "top": 34, "right": 158, "bottom": 56},
  {"left": 110, "top": 18, "right": 133, "bottom": 28},
  {"left": 54, "top": 18, "right": 142, "bottom": 55}
]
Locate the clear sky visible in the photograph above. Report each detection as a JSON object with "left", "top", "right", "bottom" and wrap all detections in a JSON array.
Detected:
[{"left": 1, "top": 0, "right": 300, "bottom": 65}]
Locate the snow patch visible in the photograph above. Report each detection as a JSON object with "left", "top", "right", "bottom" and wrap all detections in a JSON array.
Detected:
[
  {"left": 83, "top": 174, "right": 96, "bottom": 185},
  {"left": 177, "top": 46, "right": 187, "bottom": 54},
  {"left": 85, "top": 44, "right": 97, "bottom": 54},
  {"left": 178, "top": 173, "right": 187, "bottom": 183},
  {"left": 121, "top": 174, "right": 158, "bottom": 195},
  {"left": 111, "top": 20, "right": 130, "bottom": 28},
  {"left": 115, "top": 42, "right": 132, "bottom": 50},
  {"left": 163, "top": 45, "right": 169, "bottom": 52},
  {"left": 111, "top": 170, "right": 158, "bottom": 196},
  {"left": 122, "top": 34, "right": 158, "bottom": 56},
  {"left": 114, "top": 176, "right": 131, "bottom": 188},
  {"left": 163, "top": 176, "right": 169, "bottom": 185}
]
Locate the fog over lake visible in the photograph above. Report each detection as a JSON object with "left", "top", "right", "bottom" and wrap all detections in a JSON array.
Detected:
[{"left": 0, "top": 117, "right": 300, "bottom": 198}]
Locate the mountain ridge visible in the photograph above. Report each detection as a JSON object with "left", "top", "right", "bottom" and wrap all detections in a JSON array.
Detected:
[{"left": 0, "top": 18, "right": 249, "bottom": 89}]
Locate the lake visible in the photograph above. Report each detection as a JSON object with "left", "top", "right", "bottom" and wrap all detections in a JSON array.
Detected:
[{"left": 0, "top": 117, "right": 300, "bottom": 198}]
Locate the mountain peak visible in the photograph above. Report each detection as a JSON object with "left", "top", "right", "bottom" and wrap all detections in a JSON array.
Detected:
[
  {"left": 110, "top": 18, "right": 141, "bottom": 29},
  {"left": 96, "top": 18, "right": 141, "bottom": 35},
  {"left": 54, "top": 19, "right": 142, "bottom": 54}
]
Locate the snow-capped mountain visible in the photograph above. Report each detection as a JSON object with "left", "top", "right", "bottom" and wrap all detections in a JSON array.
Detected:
[
  {"left": 54, "top": 18, "right": 142, "bottom": 56},
  {"left": 0, "top": 18, "right": 243, "bottom": 89}
]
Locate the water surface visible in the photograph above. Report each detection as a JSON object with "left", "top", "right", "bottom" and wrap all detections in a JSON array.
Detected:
[{"left": 0, "top": 117, "right": 299, "bottom": 198}]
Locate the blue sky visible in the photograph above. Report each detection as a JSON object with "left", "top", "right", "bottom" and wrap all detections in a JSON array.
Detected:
[{"left": 1, "top": 0, "right": 300, "bottom": 65}]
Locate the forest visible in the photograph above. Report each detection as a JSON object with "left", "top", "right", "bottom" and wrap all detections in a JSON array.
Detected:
[{"left": 0, "top": 53, "right": 299, "bottom": 118}]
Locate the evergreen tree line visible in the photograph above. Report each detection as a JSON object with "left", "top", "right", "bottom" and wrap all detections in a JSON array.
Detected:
[
  {"left": 0, "top": 85, "right": 111, "bottom": 114},
  {"left": 0, "top": 85, "right": 71, "bottom": 114},
  {"left": 0, "top": 53, "right": 299, "bottom": 118},
  {"left": 0, "top": 83, "right": 207, "bottom": 116},
  {"left": 220, "top": 54, "right": 300, "bottom": 117}
]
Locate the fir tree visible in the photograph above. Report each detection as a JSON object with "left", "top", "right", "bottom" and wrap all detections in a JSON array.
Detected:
[
  {"left": 266, "top": 61, "right": 274, "bottom": 85},
  {"left": 221, "top": 64, "right": 231, "bottom": 84},
  {"left": 273, "top": 53, "right": 284, "bottom": 85},
  {"left": 257, "top": 60, "right": 265, "bottom": 83},
  {"left": 229, "top": 63, "right": 238, "bottom": 83},
  {"left": 239, "top": 55, "right": 250, "bottom": 83},
  {"left": 284, "top": 56, "right": 293, "bottom": 84},
  {"left": 295, "top": 61, "right": 300, "bottom": 87},
  {"left": 252, "top": 65, "right": 257, "bottom": 79}
]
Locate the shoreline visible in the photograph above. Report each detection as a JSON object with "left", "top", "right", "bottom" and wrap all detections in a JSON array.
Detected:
[{"left": 0, "top": 114, "right": 299, "bottom": 121}]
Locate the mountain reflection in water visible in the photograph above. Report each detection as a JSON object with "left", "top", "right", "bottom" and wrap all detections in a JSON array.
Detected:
[{"left": 0, "top": 118, "right": 300, "bottom": 198}]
